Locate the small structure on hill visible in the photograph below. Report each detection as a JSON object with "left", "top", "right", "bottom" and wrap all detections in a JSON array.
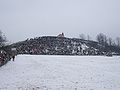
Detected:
[{"left": 57, "top": 33, "right": 64, "bottom": 37}]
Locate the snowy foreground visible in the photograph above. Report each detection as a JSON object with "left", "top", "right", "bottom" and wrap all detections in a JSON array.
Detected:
[{"left": 0, "top": 55, "right": 120, "bottom": 90}]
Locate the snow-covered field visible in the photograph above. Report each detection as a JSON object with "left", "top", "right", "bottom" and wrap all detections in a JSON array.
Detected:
[{"left": 0, "top": 55, "right": 120, "bottom": 90}]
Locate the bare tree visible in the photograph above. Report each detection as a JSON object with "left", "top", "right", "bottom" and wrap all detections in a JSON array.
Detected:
[
  {"left": 108, "top": 37, "right": 113, "bottom": 46},
  {"left": 79, "top": 34, "right": 86, "bottom": 40},
  {"left": 96, "top": 33, "right": 108, "bottom": 46},
  {"left": 0, "top": 30, "right": 6, "bottom": 47},
  {"left": 87, "top": 35, "right": 92, "bottom": 41},
  {"left": 116, "top": 37, "right": 120, "bottom": 47}
]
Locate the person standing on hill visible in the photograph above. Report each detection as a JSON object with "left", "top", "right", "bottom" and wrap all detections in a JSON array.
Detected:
[{"left": 11, "top": 53, "right": 15, "bottom": 61}]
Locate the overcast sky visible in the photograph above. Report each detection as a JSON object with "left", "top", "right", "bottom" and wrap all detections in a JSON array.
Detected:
[{"left": 0, "top": 0, "right": 120, "bottom": 43}]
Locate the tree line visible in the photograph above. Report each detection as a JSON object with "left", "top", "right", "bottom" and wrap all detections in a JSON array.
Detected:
[{"left": 79, "top": 33, "right": 120, "bottom": 48}]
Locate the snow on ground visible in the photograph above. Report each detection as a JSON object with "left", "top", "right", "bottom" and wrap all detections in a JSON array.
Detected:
[{"left": 0, "top": 55, "right": 120, "bottom": 90}]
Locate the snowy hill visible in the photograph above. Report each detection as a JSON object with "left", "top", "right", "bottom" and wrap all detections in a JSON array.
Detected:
[
  {"left": 11, "top": 36, "right": 100, "bottom": 55},
  {"left": 11, "top": 36, "right": 120, "bottom": 55},
  {"left": 0, "top": 55, "right": 120, "bottom": 90}
]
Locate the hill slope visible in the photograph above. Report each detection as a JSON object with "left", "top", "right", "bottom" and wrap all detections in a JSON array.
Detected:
[{"left": 11, "top": 36, "right": 120, "bottom": 55}]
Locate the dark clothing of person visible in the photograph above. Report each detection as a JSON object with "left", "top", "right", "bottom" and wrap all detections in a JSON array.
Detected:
[{"left": 12, "top": 55, "right": 15, "bottom": 61}]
